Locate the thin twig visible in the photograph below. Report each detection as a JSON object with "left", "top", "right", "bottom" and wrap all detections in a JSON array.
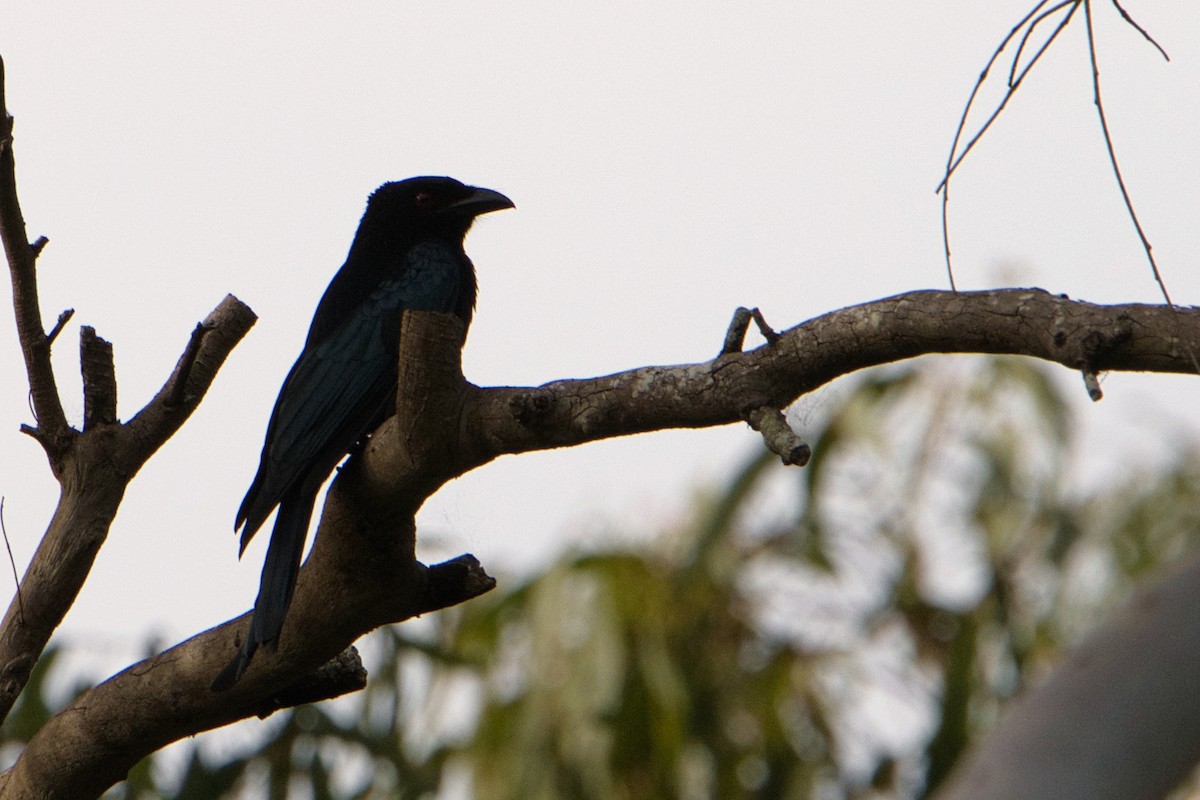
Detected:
[
  {"left": 937, "top": 1, "right": 1050, "bottom": 197},
  {"left": 939, "top": 2, "right": 1077, "bottom": 191},
  {"left": 938, "top": 0, "right": 1061, "bottom": 289},
  {"left": 1011, "top": 2, "right": 1079, "bottom": 90},
  {"left": 1110, "top": 0, "right": 1169, "bottom": 61},
  {"left": 0, "top": 498, "right": 24, "bottom": 624},
  {"left": 1010, "top": 1, "right": 1077, "bottom": 88},
  {"left": 749, "top": 307, "right": 780, "bottom": 345},
  {"left": 1083, "top": 0, "right": 1171, "bottom": 306},
  {"left": 45, "top": 307, "right": 73, "bottom": 347}
]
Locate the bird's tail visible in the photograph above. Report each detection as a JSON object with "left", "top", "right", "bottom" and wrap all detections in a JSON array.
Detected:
[{"left": 212, "top": 489, "right": 316, "bottom": 691}]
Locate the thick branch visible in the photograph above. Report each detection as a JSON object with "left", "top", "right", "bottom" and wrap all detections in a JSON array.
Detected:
[
  {"left": 0, "top": 296, "right": 255, "bottom": 728},
  {"left": 0, "top": 553, "right": 491, "bottom": 799},
  {"left": 5, "top": 291, "right": 1195, "bottom": 798},
  {"left": 461, "top": 289, "right": 1188, "bottom": 465}
]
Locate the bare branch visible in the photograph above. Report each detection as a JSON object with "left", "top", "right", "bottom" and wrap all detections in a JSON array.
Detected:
[
  {"left": 0, "top": 295, "right": 254, "bottom": 727},
  {"left": 0, "top": 544, "right": 493, "bottom": 799},
  {"left": 461, "top": 290, "right": 1191, "bottom": 470},
  {"left": 3, "top": 292, "right": 1193, "bottom": 798},
  {"left": 0, "top": 57, "right": 70, "bottom": 454},
  {"left": 120, "top": 295, "right": 256, "bottom": 470}
]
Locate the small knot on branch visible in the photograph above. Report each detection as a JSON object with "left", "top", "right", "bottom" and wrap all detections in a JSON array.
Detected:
[
  {"left": 1069, "top": 317, "right": 1132, "bottom": 402},
  {"left": 509, "top": 391, "right": 556, "bottom": 425},
  {"left": 253, "top": 647, "right": 367, "bottom": 719}
]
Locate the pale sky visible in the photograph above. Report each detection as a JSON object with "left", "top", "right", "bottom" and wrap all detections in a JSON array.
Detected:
[{"left": 0, "top": 0, "right": 1197, "bottom": 722}]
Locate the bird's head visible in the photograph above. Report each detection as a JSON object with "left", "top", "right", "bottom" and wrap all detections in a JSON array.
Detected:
[{"left": 364, "top": 176, "right": 514, "bottom": 243}]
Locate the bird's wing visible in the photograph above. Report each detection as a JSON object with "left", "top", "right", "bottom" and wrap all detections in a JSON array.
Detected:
[
  {"left": 235, "top": 284, "right": 400, "bottom": 542},
  {"left": 236, "top": 243, "right": 468, "bottom": 543}
]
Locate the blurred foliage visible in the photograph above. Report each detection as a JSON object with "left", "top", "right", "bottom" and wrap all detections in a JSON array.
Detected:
[{"left": 8, "top": 357, "right": 1200, "bottom": 799}]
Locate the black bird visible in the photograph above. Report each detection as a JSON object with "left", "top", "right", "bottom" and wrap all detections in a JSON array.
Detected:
[{"left": 213, "top": 177, "right": 514, "bottom": 689}]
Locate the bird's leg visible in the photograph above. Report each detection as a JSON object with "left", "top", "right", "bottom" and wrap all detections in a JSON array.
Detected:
[{"left": 719, "top": 306, "right": 780, "bottom": 356}]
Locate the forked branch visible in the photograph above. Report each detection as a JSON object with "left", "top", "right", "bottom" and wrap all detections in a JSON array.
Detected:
[{"left": 937, "top": 0, "right": 1171, "bottom": 300}]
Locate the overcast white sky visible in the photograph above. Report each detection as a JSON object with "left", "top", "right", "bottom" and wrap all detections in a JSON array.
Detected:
[{"left": 0, "top": 0, "right": 1197, "bottom": 722}]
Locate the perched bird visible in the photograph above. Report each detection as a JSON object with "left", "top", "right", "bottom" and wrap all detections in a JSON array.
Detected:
[{"left": 213, "top": 177, "right": 514, "bottom": 689}]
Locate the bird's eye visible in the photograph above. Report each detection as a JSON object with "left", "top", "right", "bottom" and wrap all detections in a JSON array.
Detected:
[{"left": 413, "top": 192, "right": 434, "bottom": 208}]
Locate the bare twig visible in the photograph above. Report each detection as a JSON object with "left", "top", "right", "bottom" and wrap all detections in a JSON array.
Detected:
[
  {"left": 0, "top": 499, "right": 23, "bottom": 624},
  {"left": 44, "top": 308, "right": 73, "bottom": 347},
  {"left": 721, "top": 307, "right": 754, "bottom": 355},
  {"left": 939, "top": 0, "right": 1171, "bottom": 304},
  {"left": 1110, "top": 0, "right": 1169, "bottom": 61},
  {"left": 1010, "top": 1, "right": 1077, "bottom": 88},
  {"left": 0, "top": 293, "right": 1195, "bottom": 798},
  {"left": 0, "top": 296, "right": 255, "bottom": 728},
  {"left": 938, "top": 1, "right": 1078, "bottom": 289},
  {"left": 1083, "top": 0, "right": 1172, "bottom": 305},
  {"left": 1012, "top": 3, "right": 1079, "bottom": 89},
  {"left": 937, "top": 2, "right": 1077, "bottom": 194}
]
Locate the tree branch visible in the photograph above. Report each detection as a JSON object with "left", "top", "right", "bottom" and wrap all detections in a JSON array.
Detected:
[
  {"left": 3, "top": 290, "right": 1196, "bottom": 798},
  {"left": 459, "top": 289, "right": 1188, "bottom": 468},
  {"left": 0, "top": 296, "right": 255, "bottom": 728},
  {"left": 0, "top": 55, "right": 71, "bottom": 457},
  {"left": 120, "top": 295, "right": 257, "bottom": 470}
]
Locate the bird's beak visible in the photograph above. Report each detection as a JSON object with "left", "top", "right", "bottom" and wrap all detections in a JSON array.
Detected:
[{"left": 452, "top": 186, "right": 515, "bottom": 216}]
